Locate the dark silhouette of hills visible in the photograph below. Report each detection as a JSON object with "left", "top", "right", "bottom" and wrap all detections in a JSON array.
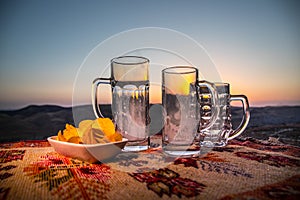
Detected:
[
  {"left": 0, "top": 105, "right": 299, "bottom": 146},
  {"left": 0, "top": 104, "right": 112, "bottom": 142},
  {"left": 231, "top": 106, "right": 300, "bottom": 146},
  {"left": 2, "top": 105, "right": 66, "bottom": 116},
  {"left": 0, "top": 105, "right": 73, "bottom": 141},
  {"left": 231, "top": 106, "right": 300, "bottom": 127}
]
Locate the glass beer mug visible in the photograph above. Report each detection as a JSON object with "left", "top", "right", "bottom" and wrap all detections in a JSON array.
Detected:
[
  {"left": 200, "top": 82, "right": 250, "bottom": 147},
  {"left": 92, "top": 56, "right": 150, "bottom": 152},
  {"left": 162, "top": 66, "right": 219, "bottom": 157}
]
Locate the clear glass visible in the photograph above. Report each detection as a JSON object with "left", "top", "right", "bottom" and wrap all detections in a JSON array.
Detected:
[
  {"left": 92, "top": 56, "right": 150, "bottom": 152},
  {"left": 162, "top": 66, "right": 219, "bottom": 157},
  {"left": 200, "top": 83, "right": 250, "bottom": 147}
]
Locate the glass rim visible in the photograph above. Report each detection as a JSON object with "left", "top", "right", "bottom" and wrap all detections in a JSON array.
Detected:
[
  {"left": 162, "top": 66, "right": 197, "bottom": 75},
  {"left": 214, "top": 82, "right": 230, "bottom": 88},
  {"left": 111, "top": 56, "right": 149, "bottom": 65}
]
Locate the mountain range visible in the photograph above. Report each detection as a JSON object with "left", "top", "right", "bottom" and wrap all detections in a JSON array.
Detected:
[{"left": 0, "top": 105, "right": 299, "bottom": 146}]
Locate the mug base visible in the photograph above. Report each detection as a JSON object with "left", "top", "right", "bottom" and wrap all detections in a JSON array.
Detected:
[
  {"left": 122, "top": 138, "right": 149, "bottom": 152},
  {"left": 122, "top": 145, "right": 149, "bottom": 152},
  {"left": 162, "top": 144, "right": 201, "bottom": 158},
  {"left": 163, "top": 150, "right": 201, "bottom": 157},
  {"left": 200, "top": 141, "right": 227, "bottom": 148}
]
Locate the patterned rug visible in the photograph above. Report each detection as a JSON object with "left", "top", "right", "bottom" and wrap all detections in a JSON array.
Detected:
[{"left": 0, "top": 137, "right": 299, "bottom": 200}]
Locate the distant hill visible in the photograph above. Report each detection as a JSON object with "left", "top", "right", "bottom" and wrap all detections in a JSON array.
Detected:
[
  {"left": 231, "top": 106, "right": 300, "bottom": 128},
  {"left": 0, "top": 105, "right": 73, "bottom": 141},
  {"left": 0, "top": 104, "right": 112, "bottom": 142},
  {"left": 0, "top": 105, "right": 299, "bottom": 146},
  {"left": 232, "top": 106, "right": 300, "bottom": 146}
]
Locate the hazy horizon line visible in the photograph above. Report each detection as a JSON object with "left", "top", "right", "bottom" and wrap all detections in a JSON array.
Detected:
[{"left": 1, "top": 102, "right": 300, "bottom": 111}]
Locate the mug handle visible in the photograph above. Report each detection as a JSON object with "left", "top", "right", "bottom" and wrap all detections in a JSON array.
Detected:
[
  {"left": 227, "top": 95, "right": 250, "bottom": 140},
  {"left": 92, "top": 77, "right": 112, "bottom": 118},
  {"left": 198, "top": 80, "right": 220, "bottom": 131}
]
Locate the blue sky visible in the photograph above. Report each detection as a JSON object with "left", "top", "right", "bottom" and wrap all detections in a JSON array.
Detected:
[{"left": 0, "top": 0, "right": 299, "bottom": 109}]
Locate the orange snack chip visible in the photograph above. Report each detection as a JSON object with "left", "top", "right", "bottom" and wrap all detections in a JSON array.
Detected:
[
  {"left": 57, "top": 118, "right": 122, "bottom": 144},
  {"left": 57, "top": 130, "right": 66, "bottom": 142},
  {"left": 106, "top": 132, "right": 123, "bottom": 142},
  {"left": 68, "top": 136, "right": 82, "bottom": 144},
  {"left": 57, "top": 124, "right": 82, "bottom": 144},
  {"left": 92, "top": 118, "right": 115, "bottom": 136},
  {"left": 63, "top": 124, "right": 77, "bottom": 141}
]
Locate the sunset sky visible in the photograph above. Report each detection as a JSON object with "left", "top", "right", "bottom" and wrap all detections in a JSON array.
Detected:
[{"left": 0, "top": 0, "right": 299, "bottom": 109}]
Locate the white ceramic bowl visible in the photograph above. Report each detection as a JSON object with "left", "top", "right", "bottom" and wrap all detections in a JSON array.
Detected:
[{"left": 47, "top": 136, "right": 128, "bottom": 163}]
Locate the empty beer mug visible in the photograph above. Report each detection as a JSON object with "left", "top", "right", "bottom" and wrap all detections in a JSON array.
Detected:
[
  {"left": 92, "top": 56, "right": 150, "bottom": 152},
  {"left": 162, "top": 66, "right": 219, "bottom": 157},
  {"left": 200, "top": 82, "right": 250, "bottom": 147}
]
